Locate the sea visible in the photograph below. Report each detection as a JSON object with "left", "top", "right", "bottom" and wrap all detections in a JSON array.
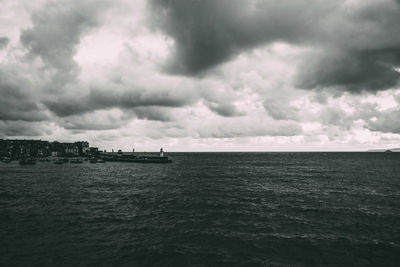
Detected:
[{"left": 1, "top": 152, "right": 399, "bottom": 266}]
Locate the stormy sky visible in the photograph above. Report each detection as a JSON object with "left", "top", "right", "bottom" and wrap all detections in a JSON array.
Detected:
[{"left": 1, "top": 0, "right": 400, "bottom": 151}]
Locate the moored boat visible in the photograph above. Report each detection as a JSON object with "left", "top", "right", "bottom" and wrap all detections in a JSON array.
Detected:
[
  {"left": 1, "top": 157, "right": 12, "bottom": 163},
  {"left": 70, "top": 158, "right": 83, "bottom": 164},
  {"left": 19, "top": 158, "right": 36, "bottom": 165},
  {"left": 54, "top": 159, "right": 64, "bottom": 164}
]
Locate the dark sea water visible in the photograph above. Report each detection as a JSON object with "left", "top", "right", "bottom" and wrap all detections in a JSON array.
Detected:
[{"left": 1, "top": 152, "right": 400, "bottom": 266}]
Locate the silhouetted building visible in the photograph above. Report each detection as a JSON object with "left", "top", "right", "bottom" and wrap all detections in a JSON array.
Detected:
[
  {"left": 64, "top": 143, "right": 79, "bottom": 156},
  {"left": 0, "top": 139, "right": 92, "bottom": 158},
  {"left": 89, "top": 147, "right": 99, "bottom": 156},
  {"left": 0, "top": 139, "right": 51, "bottom": 158},
  {"left": 51, "top": 141, "right": 65, "bottom": 157},
  {"left": 75, "top": 141, "right": 89, "bottom": 156}
]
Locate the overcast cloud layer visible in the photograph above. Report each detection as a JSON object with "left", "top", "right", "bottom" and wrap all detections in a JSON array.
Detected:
[{"left": 1, "top": 0, "right": 400, "bottom": 151}]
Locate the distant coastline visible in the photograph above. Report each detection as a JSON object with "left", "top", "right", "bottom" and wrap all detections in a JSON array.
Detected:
[{"left": 367, "top": 148, "right": 400, "bottom": 152}]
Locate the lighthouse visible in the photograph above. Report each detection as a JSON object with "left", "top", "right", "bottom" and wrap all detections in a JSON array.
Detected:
[{"left": 160, "top": 148, "right": 164, "bottom": 157}]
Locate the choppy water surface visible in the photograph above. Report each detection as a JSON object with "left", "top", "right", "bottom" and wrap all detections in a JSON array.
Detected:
[{"left": 1, "top": 153, "right": 400, "bottom": 266}]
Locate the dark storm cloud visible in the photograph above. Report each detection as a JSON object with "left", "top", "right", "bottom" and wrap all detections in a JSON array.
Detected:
[
  {"left": 295, "top": 0, "right": 400, "bottom": 93},
  {"left": 132, "top": 107, "right": 174, "bottom": 122},
  {"left": 149, "top": 0, "right": 329, "bottom": 75},
  {"left": 149, "top": 0, "right": 400, "bottom": 92},
  {"left": 60, "top": 116, "right": 128, "bottom": 131},
  {"left": 0, "top": 37, "right": 9, "bottom": 49},
  {"left": 58, "top": 108, "right": 171, "bottom": 131},
  {"left": 44, "top": 87, "right": 197, "bottom": 117},
  {"left": 52, "top": 105, "right": 176, "bottom": 131},
  {"left": 296, "top": 49, "right": 400, "bottom": 92},
  {"left": 0, "top": 68, "right": 47, "bottom": 122},
  {"left": 20, "top": 0, "right": 109, "bottom": 75},
  {"left": 0, "top": 121, "right": 49, "bottom": 137},
  {"left": 206, "top": 102, "right": 244, "bottom": 117}
]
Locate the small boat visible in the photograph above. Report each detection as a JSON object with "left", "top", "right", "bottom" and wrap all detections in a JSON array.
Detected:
[
  {"left": 19, "top": 158, "right": 36, "bottom": 165},
  {"left": 97, "top": 159, "right": 106, "bottom": 163},
  {"left": 89, "top": 158, "right": 98, "bottom": 163},
  {"left": 1, "top": 157, "right": 12, "bottom": 163},
  {"left": 70, "top": 158, "right": 83, "bottom": 164},
  {"left": 54, "top": 159, "right": 64, "bottom": 164}
]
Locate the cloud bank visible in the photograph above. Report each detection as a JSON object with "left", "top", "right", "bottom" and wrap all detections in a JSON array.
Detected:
[{"left": 0, "top": 0, "right": 400, "bottom": 150}]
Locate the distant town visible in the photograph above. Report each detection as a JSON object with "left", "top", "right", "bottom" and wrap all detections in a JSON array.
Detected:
[
  {"left": 0, "top": 139, "right": 99, "bottom": 159},
  {"left": 0, "top": 139, "right": 172, "bottom": 164}
]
